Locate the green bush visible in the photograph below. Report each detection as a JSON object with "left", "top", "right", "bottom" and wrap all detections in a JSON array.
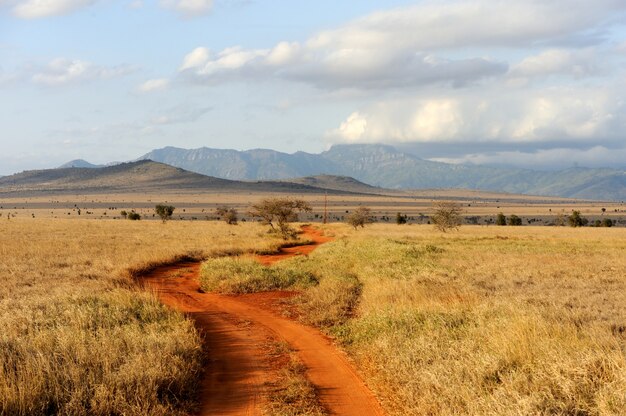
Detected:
[
  {"left": 568, "top": 211, "right": 588, "bottom": 227},
  {"left": 495, "top": 213, "right": 507, "bottom": 226},
  {"left": 127, "top": 211, "right": 141, "bottom": 221}
]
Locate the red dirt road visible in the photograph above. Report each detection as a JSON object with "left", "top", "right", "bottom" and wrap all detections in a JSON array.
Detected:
[{"left": 141, "top": 227, "right": 385, "bottom": 416}]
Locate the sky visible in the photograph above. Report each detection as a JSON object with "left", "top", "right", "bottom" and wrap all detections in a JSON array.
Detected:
[{"left": 1, "top": 0, "right": 626, "bottom": 175}]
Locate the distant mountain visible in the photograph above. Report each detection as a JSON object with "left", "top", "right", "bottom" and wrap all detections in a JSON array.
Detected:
[
  {"left": 283, "top": 175, "right": 393, "bottom": 195},
  {"left": 0, "top": 160, "right": 370, "bottom": 196},
  {"left": 58, "top": 159, "right": 102, "bottom": 169},
  {"left": 138, "top": 144, "right": 626, "bottom": 201}
]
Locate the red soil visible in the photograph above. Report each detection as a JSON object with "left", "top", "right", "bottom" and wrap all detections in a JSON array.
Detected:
[{"left": 140, "top": 226, "right": 384, "bottom": 416}]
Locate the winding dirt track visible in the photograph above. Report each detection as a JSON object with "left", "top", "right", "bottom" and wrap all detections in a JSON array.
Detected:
[{"left": 141, "top": 226, "right": 384, "bottom": 416}]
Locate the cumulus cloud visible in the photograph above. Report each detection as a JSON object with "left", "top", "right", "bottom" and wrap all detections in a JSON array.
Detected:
[
  {"left": 327, "top": 86, "right": 625, "bottom": 145},
  {"left": 135, "top": 78, "right": 170, "bottom": 93},
  {"left": 10, "top": 0, "right": 96, "bottom": 18},
  {"left": 178, "top": 0, "right": 626, "bottom": 90},
  {"left": 32, "top": 58, "right": 134, "bottom": 86},
  {"left": 159, "top": 0, "right": 212, "bottom": 17},
  {"left": 179, "top": 44, "right": 507, "bottom": 89}
]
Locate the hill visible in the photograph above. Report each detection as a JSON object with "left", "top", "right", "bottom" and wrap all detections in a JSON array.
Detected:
[
  {"left": 139, "top": 144, "right": 626, "bottom": 201},
  {"left": 0, "top": 160, "right": 374, "bottom": 196},
  {"left": 284, "top": 175, "right": 396, "bottom": 195}
]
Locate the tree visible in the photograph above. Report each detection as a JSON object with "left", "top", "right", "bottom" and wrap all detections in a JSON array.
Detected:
[
  {"left": 347, "top": 206, "right": 372, "bottom": 229},
  {"left": 216, "top": 207, "right": 238, "bottom": 225},
  {"left": 249, "top": 197, "right": 312, "bottom": 239},
  {"left": 431, "top": 201, "right": 462, "bottom": 232},
  {"left": 495, "top": 212, "right": 507, "bottom": 226},
  {"left": 120, "top": 210, "right": 128, "bottom": 219},
  {"left": 396, "top": 212, "right": 408, "bottom": 225},
  {"left": 507, "top": 214, "right": 522, "bottom": 226},
  {"left": 602, "top": 218, "right": 614, "bottom": 227},
  {"left": 155, "top": 204, "right": 175, "bottom": 223}
]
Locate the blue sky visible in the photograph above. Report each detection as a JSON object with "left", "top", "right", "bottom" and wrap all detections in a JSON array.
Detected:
[{"left": 1, "top": 0, "right": 626, "bottom": 175}]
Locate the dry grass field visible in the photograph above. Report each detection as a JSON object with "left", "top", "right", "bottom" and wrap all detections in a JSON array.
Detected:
[
  {"left": 269, "top": 224, "right": 626, "bottom": 415},
  {"left": 2, "top": 211, "right": 625, "bottom": 415},
  {"left": 2, "top": 190, "right": 625, "bottom": 226},
  {"left": 0, "top": 218, "right": 282, "bottom": 415}
]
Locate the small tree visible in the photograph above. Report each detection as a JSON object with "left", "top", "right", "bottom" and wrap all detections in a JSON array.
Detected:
[
  {"left": 602, "top": 218, "right": 614, "bottom": 227},
  {"left": 569, "top": 210, "right": 588, "bottom": 227},
  {"left": 495, "top": 212, "right": 507, "bottom": 226},
  {"left": 431, "top": 201, "right": 462, "bottom": 232},
  {"left": 120, "top": 210, "right": 128, "bottom": 219},
  {"left": 216, "top": 207, "right": 238, "bottom": 225},
  {"left": 396, "top": 212, "right": 408, "bottom": 225},
  {"left": 507, "top": 214, "right": 522, "bottom": 226},
  {"left": 347, "top": 206, "right": 372, "bottom": 229},
  {"left": 249, "top": 197, "right": 312, "bottom": 239},
  {"left": 155, "top": 204, "right": 175, "bottom": 223}
]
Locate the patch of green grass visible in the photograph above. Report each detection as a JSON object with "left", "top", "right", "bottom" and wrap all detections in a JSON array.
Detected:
[{"left": 199, "top": 257, "right": 318, "bottom": 294}]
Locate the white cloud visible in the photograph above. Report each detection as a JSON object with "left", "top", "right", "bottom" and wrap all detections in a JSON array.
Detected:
[
  {"left": 136, "top": 78, "right": 170, "bottom": 93},
  {"left": 11, "top": 0, "right": 96, "bottom": 18},
  {"left": 327, "top": 86, "right": 625, "bottom": 145},
  {"left": 509, "top": 48, "right": 600, "bottom": 80},
  {"left": 430, "top": 146, "right": 626, "bottom": 170},
  {"left": 178, "top": 0, "right": 626, "bottom": 90},
  {"left": 159, "top": 0, "right": 212, "bottom": 17},
  {"left": 32, "top": 58, "right": 134, "bottom": 86}
]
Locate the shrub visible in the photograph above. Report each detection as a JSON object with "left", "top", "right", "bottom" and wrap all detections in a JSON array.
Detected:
[
  {"left": 127, "top": 211, "right": 141, "bottom": 221},
  {"left": 431, "top": 201, "right": 462, "bottom": 232},
  {"left": 568, "top": 211, "right": 588, "bottom": 227},
  {"left": 216, "top": 207, "right": 238, "bottom": 225},
  {"left": 155, "top": 204, "right": 175, "bottom": 223},
  {"left": 396, "top": 212, "right": 408, "bottom": 225},
  {"left": 347, "top": 207, "right": 372, "bottom": 229},
  {"left": 495, "top": 213, "right": 507, "bottom": 226},
  {"left": 120, "top": 210, "right": 128, "bottom": 219},
  {"left": 507, "top": 214, "right": 522, "bottom": 226}
]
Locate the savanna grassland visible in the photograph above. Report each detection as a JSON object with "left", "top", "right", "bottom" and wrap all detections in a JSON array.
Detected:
[
  {"left": 0, "top": 218, "right": 283, "bottom": 415},
  {"left": 203, "top": 224, "right": 626, "bottom": 415},
  {"left": 2, "top": 214, "right": 625, "bottom": 416}
]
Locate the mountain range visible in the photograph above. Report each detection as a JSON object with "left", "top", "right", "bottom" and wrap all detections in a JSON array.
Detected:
[
  {"left": 138, "top": 144, "right": 626, "bottom": 201},
  {"left": 0, "top": 160, "right": 376, "bottom": 196}
]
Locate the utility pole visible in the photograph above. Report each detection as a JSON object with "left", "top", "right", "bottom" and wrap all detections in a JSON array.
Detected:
[{"left": 323, "top": 191, "right": 328, "bottom": 224}]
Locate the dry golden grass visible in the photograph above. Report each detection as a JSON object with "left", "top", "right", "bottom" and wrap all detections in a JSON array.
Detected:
[
  {"left": 270, "top": 224, "right": 626, "bottom": 415},
  {"left": 0, "top": 218, "right": 280, "bottom": 415}
]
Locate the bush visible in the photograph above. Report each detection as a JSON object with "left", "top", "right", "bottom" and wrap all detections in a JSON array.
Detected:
[
  {"left": 431, "top": 201, "right": 462, "bottom": 232},
  {"left": 569, "top": 211, "right": 588, "bottom": 227},
  {"left": 127, "top": 211, "right": 141, "bottom": 221},
  {"left": 347, "top": 207, "right": 372, "bottom": 229},
  {"left": 495, "top": 213, "right": 507, "bottom": 226},
  {"left": 396, "top": 212, "right": 408, "bottom": 225},
  {"left": 155, "top": 204, "right": 175, "bottom": 223},
  {"left": 507, "top": 214, "right": 522, "bottom": 226},
  {"left": 603, "top": 218, "right": 614, "bottom": 227},
  {"left": 216, "top": 207, "right": 238, "bottom": 225}
]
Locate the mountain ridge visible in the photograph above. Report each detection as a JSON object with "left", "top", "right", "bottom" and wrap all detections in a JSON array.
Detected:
[{"left": 138, "top": 144, "right": 626, "bottom": 201}]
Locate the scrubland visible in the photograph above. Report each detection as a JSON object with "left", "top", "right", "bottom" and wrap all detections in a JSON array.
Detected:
[
  {"left": 204, "top": 224, "right": 626, "bottom": 415},
  {"left": 0, "top": 219, "right": 279, "bottom": 415}
]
